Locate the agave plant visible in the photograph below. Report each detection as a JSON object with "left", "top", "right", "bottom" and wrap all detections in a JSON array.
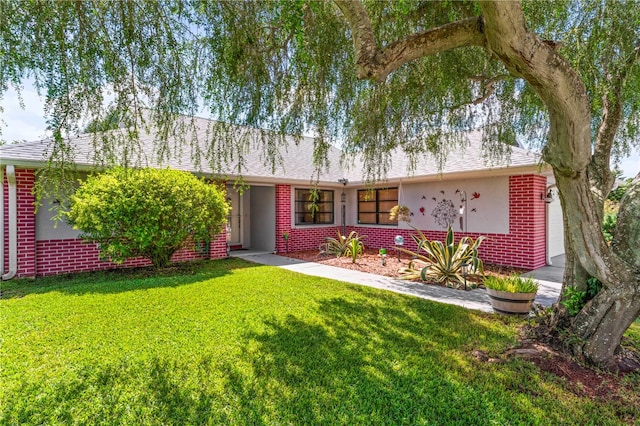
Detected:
[
  {"left": 344, "top": 236, "right": 365, "bottom": 263},
  {"left": 325, "top": 229, "right": 365, "bottom": 262},
  {"left": 397, "top": 226, "right": 486, "bottom": 288}
]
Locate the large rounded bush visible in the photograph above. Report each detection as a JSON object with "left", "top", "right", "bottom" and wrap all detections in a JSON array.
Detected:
[{"left": 66, "top": 167, "right": 229, "bottom": 268}]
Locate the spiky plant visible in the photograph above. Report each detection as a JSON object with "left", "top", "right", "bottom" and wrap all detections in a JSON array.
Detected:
[{"left": 398, "top": 226, "right": 485, "bottom": 289}]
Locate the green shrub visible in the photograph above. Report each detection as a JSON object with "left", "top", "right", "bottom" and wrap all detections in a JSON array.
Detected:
[
  {"left": 484, "top": 275, "right": 539, "bottom": 293},
  {"left": 561, "top": 286, "right": 586, "bottom": 316},
  {"left": 325, "top": 229, "right": 365, "bottom": 261},
  {"left": 602, "top": 212, "right": 617, "bottom": 243},
  {"left": 586, "top": 277, "right": 602, "bottom": 298},
  {"left": 607, "top": 178, "right": 633, "bottom": 202},
  {"left": 66, "top": 167, "right": 229, "bottom": 268},
  {"left": 398, "top": 226, "right": 485, "bottom": 289},
  {"left": 561, "top": 277, "right": 602, "bottom": 316}
]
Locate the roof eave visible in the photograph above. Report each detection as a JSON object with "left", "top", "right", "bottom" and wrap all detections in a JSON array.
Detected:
[{"left": 347, "top": 164, "right": 549, "bottom": 187}]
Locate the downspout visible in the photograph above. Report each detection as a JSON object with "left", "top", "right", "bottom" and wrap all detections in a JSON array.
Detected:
[{"left": 1, "top": 165, "right": 18, "bottom": 280}]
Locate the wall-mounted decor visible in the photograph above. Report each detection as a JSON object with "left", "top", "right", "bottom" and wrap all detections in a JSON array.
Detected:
[{"left": 431, "top": 199, "right": 457, "bottom": 229}]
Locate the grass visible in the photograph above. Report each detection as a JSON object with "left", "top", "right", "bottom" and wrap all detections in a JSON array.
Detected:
[
  {"left": 484, "top": 275, "right": 539, "bottom": 293},
  {"left": 1, "top": 259, "right": 638, "bottom": 425}
]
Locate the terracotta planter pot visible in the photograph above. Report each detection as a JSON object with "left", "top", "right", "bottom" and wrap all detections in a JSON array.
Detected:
[{"left": 486, "top": 288, "right": 537, "bottom": 315}]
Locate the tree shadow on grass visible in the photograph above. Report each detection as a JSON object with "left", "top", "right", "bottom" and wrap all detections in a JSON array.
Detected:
[
  {"left": 0, "top": 290, "right": 613, "bottom": 424},
  {"left": 0, "top": 258, "right": 252, "bottom": 298},
  {"left": 216, "top": 295, "right": 585, "bottom": 425}
]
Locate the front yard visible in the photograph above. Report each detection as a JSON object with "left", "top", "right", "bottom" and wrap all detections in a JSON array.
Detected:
[{"left": 1, "top": 259, "right": 638, "bottom": 425}]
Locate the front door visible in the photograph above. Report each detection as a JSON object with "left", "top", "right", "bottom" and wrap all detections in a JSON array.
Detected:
[{"left": 226, "top": 187, "right": 242, "bottom": 247}]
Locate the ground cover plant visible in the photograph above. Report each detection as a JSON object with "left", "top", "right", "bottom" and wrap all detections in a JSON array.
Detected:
[{"left": 1, "top": 259, "right": 638, "bottom": 425}]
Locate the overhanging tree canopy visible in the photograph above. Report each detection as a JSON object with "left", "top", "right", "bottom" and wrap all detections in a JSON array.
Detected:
[{"left": 2, "top": 0, "right": 639, "bottom": 368}]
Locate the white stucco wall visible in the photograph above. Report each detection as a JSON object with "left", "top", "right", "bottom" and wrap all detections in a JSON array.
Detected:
[
  {"left": 343, "top": 176, "right": 510, "bottom": 234},
  {"left": 35, "top": 197, "right": 81, "bottom": 241},
  {"left": 399, "top": 176, "right": 510, "bottom": 234},
  {"left": 547, "top": 188, "right": 565, "bottom": 257}
]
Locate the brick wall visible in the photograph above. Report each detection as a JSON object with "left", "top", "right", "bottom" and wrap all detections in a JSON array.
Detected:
[
  {"left": 2, "top": 167, "right": 230, "bottom": 278},
  {"left": 274, "top": 175, "right": 548, "bottom": 270},
  {"left": 2, "top": 169, "right": 7, "bottom": 274},
  {"left": 209, "top": 232, "right": 228, "bottom": 259},
  {"left": 35, "top": 235, "right": 228, "bottom": 277}
]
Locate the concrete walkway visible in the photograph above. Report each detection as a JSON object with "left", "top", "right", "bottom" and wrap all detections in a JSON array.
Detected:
[{"left": 230, "top": 251, "right": 563, "bottom": 314}]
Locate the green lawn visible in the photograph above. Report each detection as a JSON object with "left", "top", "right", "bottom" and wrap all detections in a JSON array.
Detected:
[{"left": 1, "top": 259, "right": 638, "bottom": 425}]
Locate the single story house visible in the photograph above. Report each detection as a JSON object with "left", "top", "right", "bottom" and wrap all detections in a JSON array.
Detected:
[{"left": 0, "top": 115, "right": 564, "bottom": 279}]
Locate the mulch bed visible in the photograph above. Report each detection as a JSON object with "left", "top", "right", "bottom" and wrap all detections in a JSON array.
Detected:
[{"left": 283, "top": 248, "right": 528, "bottom": 281}]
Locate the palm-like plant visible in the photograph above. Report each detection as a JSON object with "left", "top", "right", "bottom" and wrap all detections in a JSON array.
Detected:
[{"left": 398, "top": 226, "right": 486, "bottom": 288}]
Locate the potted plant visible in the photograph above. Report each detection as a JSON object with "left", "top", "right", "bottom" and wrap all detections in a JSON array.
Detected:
[
  {"left": 484, "top": 275, "right": 539, "bottom": 315},
  {"left": 389, "top": 205, "right": 411, "bottom": 222}
]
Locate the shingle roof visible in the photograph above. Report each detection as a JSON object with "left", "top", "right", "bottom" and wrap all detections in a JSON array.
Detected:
[
  {"left": 378, "top": 131, "right": 541, "bottom": 181},
  {"left": 0, "top": 115, "right": 542, "bottom": 184}
]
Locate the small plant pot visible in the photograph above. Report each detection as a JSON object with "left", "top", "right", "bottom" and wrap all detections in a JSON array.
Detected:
[{"left": 486, "top": 288, "right": 537, "bottom": 316}]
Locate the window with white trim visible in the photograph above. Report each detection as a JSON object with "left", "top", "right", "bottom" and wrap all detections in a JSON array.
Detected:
[
  {"left": 358, "top": 188, "right": 398, "bottom": 225},
  {"left": 295, "top": 189, "right": 334, "bottom": 225}
]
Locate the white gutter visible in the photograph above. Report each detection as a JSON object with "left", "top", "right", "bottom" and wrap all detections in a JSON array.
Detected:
[{"left": 1, "top": 165, "right": 18, "bottom": 280}]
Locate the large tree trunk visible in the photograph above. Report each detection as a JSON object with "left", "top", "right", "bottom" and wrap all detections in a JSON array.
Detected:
[
  {"left": 337, "top": 0, "right": 640, "bottom": 367},
  {"left": 554, "top": 172, "right": 640, "bottom": 366},
  {"left": 479, "top": 1, "right": 640, "bottom": 368}
]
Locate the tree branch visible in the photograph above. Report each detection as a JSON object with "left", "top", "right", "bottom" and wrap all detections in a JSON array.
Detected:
[
  {"left": 334, "top": 1, "right": 485, "bottom": 82},
  {"left": 467, "top": 74, "right": 510, "bottom": 104},
  {"left": 591, "top": 44, "right": 640, "bottom": 198},
  {"left": 479, "top": 1, "right": 592, "bottom": 176}
]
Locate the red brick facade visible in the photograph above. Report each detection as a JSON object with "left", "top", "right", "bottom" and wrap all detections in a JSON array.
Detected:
[
  {"left": 34, "top": 238, "right": 223, "bottom": 277},
  {"left": 2, "top": 168, "right": 37, "bottom": 278},
  {"left": 273, "top": 175, "right": 548, "bottom": 270},
  {"left": 2, "top": 168, "right": 228, "bottom": 278},
  {"left": 2, "top": 169, "right": 547, "bottom": 278}
]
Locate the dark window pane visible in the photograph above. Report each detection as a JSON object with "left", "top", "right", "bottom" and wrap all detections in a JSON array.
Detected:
[
  {"left": 294, "top": 189, "right": 334, "bottom": 225},
  {"left": 358, "top": 201, "right": 376, "bottom": 213},
  {"left": 359, "top": 213, "right": 376, "bottom": 224},
  {"left": 379, "top": 200, "right": 397, "bottom": 212},
  {"left": 357, "top": 187, "right": 398, "bottom": 225}
]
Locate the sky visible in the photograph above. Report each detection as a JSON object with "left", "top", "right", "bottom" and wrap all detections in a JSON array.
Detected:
[{"left": 2, "top": 82, "right": 639, "bottom": 179}]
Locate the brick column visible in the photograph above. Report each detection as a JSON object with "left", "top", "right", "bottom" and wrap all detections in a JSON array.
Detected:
[
  {"left": 209, "top": 232, "right": 228, "bottom": 259},
  {"left": 275, "top": 185, "right": 292, "bottom": 253},
  {"left": 5, "top": 168, "right": 37, "bottom": 278},
  {"left": 508, "top": 175, "right": 547, "bottom": 269},
  {"left": 209, "top": 181, "right": 228, "bottom": 259}
]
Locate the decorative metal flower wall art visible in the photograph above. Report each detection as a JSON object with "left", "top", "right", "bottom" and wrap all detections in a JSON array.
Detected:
[{"left": 431, "top": 199, "right": 457, "bottom": 228}]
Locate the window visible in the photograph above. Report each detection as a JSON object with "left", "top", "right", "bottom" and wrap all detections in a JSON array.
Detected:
[
  {"left": 295, "top": 189, "right": 334, "bottom": 225},
  {"left": 358, "top": 188, "right": 398, "bottom": 225}
]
